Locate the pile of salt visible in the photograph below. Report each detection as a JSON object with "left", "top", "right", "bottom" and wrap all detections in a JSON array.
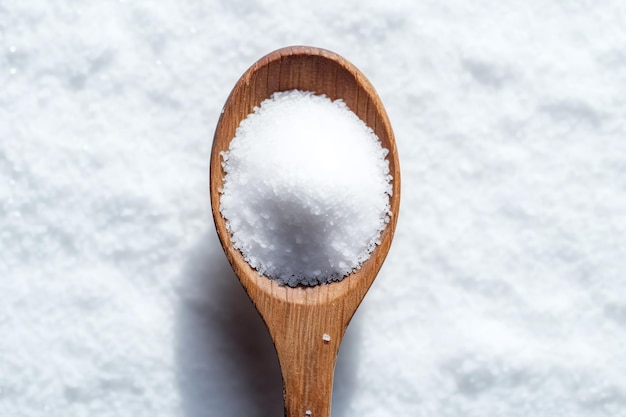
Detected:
[{"left": 220, "top": 90, "right": 392, "bottom": 287}]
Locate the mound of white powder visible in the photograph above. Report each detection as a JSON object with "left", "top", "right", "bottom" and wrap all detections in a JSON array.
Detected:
[{"left": 219, "top": 90, "right": 392, "bottom": 287}]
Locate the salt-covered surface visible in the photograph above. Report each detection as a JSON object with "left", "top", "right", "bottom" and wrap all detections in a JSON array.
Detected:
[
  {"left": 2, "top": 1, "right": 626, "bottom": 416},
  {"left": 220, "top": 90, "right": 391, "bottom": 287}
]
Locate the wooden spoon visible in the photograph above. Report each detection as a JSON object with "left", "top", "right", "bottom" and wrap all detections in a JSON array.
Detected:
[{"left": 210, "top": 46, "right": 401, "bottom": 417}]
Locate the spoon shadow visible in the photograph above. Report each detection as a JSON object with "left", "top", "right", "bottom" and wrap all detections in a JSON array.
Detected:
[{"left": 175, "top": 229, "right": 360, "bottom": 416}]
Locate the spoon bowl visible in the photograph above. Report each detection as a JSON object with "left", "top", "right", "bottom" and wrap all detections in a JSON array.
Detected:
[{"left": 210, "top": 46, "right": 400, "bottom": 417}]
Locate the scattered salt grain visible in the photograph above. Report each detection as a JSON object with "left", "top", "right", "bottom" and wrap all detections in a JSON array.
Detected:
[
  {"left": 322, "top": 333, "right": 331, "bottom": 342},
  {"left": 220, "top": 90, "right": 392, "bottom": 287},
  {"left": 305, "top": 410, "right": 312, "bottom": 416}
]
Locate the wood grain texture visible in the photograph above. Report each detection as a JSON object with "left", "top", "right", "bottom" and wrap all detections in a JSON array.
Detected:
[{"left": 210, "top": 46, "right": 401, "bottom": 417}]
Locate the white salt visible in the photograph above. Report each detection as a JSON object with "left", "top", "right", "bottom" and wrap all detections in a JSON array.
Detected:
[
  {"left": 220, "top": 90, "right": 392, "bottom": 287},
  {"left": 322, "top": 333, "right": 331, "bottom": 342}
]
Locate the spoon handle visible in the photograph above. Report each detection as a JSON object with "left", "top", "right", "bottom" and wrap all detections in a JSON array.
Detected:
[{"left": 268, "top": 303, "right": 344, "bottom": 417}]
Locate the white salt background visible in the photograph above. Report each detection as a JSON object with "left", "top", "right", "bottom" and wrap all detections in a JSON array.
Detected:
[{"left": 1, "top": 1, "right": 625, "bottom": 416}]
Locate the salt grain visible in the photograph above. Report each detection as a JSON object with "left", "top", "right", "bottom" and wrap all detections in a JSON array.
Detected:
[
  {"left": 220, "top": 90, "right": 392, "bottom": 287},
  {"left": 322, "top": 333, "right": 331, "bottom": 342}
]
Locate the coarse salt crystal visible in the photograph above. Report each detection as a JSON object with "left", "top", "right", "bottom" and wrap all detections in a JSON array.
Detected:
[{"left": 220, "top": 90, "right": 392, "bottom": 287}]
